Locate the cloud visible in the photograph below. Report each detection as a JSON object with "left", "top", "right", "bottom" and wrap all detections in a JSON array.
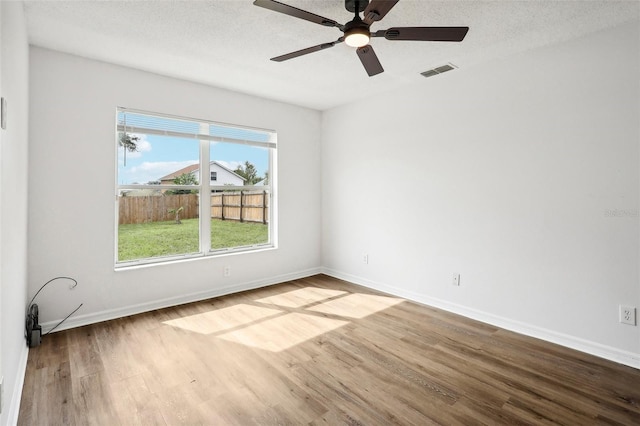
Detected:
[
  {"left": 132, "top": 160, "right": 198, "bottom": 177},
  {"left": 121, "top": 160, "right": 197, "bottom": 184}
]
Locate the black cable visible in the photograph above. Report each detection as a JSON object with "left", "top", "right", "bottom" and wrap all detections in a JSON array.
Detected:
[
  {"left": 25, "top": 276, "right": 81, "bottom": 340},
  {"left": 26, "top": 276, "right": 78, "bottom": 314},
  {"left": 44, "top": 303, "right": 83, "bottom": 335}
]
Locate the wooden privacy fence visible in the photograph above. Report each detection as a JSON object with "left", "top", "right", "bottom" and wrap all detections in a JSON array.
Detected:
[
  {"left": 211, "top": 191, "right": 269, "bottom": 224},
  {"left": 119, "top": 194, "right": 199, "bottom": 225},
  {"left": 119, "top": 191, "right": 269, "bottom": 225}
]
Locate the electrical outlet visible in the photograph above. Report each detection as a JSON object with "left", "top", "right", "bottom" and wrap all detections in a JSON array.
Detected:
[
  {"left": 363, "top": 254, "right": 368, "bottom": 264},
  {"left": 223, "top": 265, "right": 231, "bottom": 277},
  {"left": 1, "top": 375, "right": 4, "bottom": 414},
  {"left": 452, "top": 273, "right": 460, "bottom": 286},
  {"left": 620, "top": 305, "right": 637, "bottom": 326}
]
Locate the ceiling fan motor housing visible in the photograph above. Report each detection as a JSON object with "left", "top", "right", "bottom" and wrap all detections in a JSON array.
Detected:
[{"left": 344, "top": 16, "right": 370, "bottom": 36}]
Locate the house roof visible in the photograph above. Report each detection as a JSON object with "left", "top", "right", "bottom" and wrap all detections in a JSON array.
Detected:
[
  {"left": 159, "top": 161, "right": 246, "bottom": 183},
  {"left": 159, "top": 163, "right": 199, "bottom": 181}
]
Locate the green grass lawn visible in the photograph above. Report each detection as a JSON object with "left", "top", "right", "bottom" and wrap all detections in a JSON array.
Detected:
[{"left": 118, "top": 218, "right": 268, "bottom": 261}]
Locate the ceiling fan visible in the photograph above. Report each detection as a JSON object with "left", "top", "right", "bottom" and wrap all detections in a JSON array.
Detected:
[{"left": 253, "top": 0, "right": 469, "bottom": 77}]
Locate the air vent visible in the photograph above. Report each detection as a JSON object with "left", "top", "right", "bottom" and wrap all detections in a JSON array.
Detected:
[{"left": 421, "top": 63, "right": 457, "bottom": 78}]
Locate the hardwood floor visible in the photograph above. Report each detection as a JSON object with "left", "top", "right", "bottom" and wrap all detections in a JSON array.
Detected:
[{"left": 18, "top": 274, "right": 640, "bottom": 425}]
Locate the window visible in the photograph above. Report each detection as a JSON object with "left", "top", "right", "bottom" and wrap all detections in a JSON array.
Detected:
[{"left": 116, "top": 107, "right": 276, "bottom": 267}]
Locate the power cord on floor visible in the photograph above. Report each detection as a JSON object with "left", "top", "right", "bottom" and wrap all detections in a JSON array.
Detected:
[{"left": 25, "top": 276, "right": 83, "bottom": 347}]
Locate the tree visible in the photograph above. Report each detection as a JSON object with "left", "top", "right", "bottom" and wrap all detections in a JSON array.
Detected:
[
  {"left": 119, "top": 132, "right": 140, "bottom": 167},
  {"left": 166, "top": 173, "right": 198, "bottom": 194},
  {"left": 234, "top": 161, "right": 262, "bottom": 185},
  {"left": 119, "top": 132, "right": 139, "bottom": 152},
  {"left": 173, "top": 173, "right": 198, "bottom": 186},
  {"left": 167, "top": 206, "right": 184, "bottom": 224}
]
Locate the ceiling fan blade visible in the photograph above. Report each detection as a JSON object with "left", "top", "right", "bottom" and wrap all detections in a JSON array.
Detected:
[
  {"left": 363, "top": 0, "right": 399, "bottom": 25},
  {"left": 271, "top": 39, "right": 342, "bottom": 62},
  {"left": 376, "top": 27, "right": 469, "bottom": 42},
  {"left": 356, "top": 45, "right": 384, "bottom": 77},
  {"left": 253, "top": 0, "right": 343, "bottom": 30}
]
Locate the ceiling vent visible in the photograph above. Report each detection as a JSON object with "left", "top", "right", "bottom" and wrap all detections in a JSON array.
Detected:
[{"left": 421, "top": 63, "right": 457, "bottom": 78}]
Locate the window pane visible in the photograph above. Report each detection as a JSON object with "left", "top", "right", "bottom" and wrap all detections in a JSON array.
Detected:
[
  {"left": 118, "top": 133, "right": 199, "bottom": 186},
  {"left": 209, "top": 141, "right": 269, "bottom": 187},
  {"left": 118, "top": 191, "right": 200, "bottom": 262},
  {"left": 210, "top": 190, "right": 270, "bottom": 250},
  {"left": 117, "top": 130, "right": 201, "bottom": 263},
  {"left": 208, "top": 139, "right": 270, "bottom": 251}
]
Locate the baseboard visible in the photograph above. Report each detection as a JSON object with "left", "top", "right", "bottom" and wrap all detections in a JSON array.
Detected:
[
  {"left": 7, "top": 343, "right": 29, "bottom": 426},
  {"left": 41, "top": 267, "right": 322, "bottom": 334},
  {"left": 322, "top": 267, "right": 640, "bottom": 370}
]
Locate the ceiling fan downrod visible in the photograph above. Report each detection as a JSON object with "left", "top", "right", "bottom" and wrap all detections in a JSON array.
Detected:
[{"left": 345, "top": 0, "right": 369, "bottom": 13}]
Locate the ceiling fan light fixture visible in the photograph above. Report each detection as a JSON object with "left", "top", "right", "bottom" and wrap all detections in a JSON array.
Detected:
[
  {"left": 344, "top": 17, "right": 370, "bottom": 47},
  {"left": 345, "top": 30, "right": 370, "bottom": 47}
]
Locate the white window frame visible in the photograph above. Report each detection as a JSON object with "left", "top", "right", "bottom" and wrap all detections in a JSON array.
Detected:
[{"left": 115, "top": 107, "right": 277, "bottom": 268}]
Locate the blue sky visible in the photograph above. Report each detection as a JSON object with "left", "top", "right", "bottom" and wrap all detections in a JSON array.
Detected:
[
  {"left": 117, "top": 112, "right": 271, "bottom": 185},
  {"left": 117, "top": 134, "right": 269, "bottom": 185}
]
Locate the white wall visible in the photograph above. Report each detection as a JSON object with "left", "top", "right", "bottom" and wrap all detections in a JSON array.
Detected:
[
  {"left": 322, "top": 21, "right": 640, "bottom": 367},
  {"left": 1, "top": 2, "right": 29, "bottom": 424},
  {"left": 28, "top": 48, "right": 322, "bottom": 329},
  {"left": 0, "top": 2, "right": 4, "bottom": 419}
]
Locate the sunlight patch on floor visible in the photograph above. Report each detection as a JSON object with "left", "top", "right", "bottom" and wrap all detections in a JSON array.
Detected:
[
  {"left": 308, "top": 293, "right": 404, "bottom": 319},
  {"left": 163, "top": 304, "right": 281, "bottom": 335},
  {"left": 255, "top": 286, "right": 348, "bottom": 308},
  {"left": 163, "top": 288, "right": 404, "bottom": 352},
  {"left": 217, "top": 312, "right": 348, "bottom": 352}
]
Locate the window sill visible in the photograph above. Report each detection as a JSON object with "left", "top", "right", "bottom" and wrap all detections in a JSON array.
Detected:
[{"left": 114, "top": 244, "right": 276, "bottom": 272}]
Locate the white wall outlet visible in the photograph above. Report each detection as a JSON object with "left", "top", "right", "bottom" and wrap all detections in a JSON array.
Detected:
[
  {"left": 363, "top": 254, "right": 368, "bottom": 264},
  {"left": 223, "top": 265, "right": 231, "bottom": 277},
  {"left": 452, "top": 273, "right": 460, "bottom": 286},
  {"left": 620, "top": 305, "right": 637, "bottom": 326}
]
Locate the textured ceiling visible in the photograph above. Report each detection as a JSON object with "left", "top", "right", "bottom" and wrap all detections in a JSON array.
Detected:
[{"left": 23, "top": 0, "right": 640, "bottom": 110}]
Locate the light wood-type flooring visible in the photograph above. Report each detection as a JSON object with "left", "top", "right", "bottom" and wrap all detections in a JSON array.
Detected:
[{"left": 19, "top": 274, "right": 640, "bottom": 425}]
